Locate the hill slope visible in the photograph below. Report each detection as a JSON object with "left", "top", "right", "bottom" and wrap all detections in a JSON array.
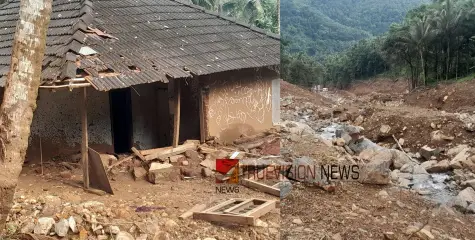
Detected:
[{"left": 281, "top": 0, "right": 429, "bottom": 58}]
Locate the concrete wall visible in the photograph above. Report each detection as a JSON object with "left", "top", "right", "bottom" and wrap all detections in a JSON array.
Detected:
[
  {"left": 201, "top": 68, "right": 279, "bottom": 143},
  {"left": 26, "top": 88, "right": 113, "bottom": 161}
]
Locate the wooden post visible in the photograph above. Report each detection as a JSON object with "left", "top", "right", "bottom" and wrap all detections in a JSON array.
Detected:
[
  {"left": 81, "top": 87, "right": 89, "bottom": 188},
  {"left": 199, "top": 88, "right": 205, "bottom": 143},
  {"left": 172, "top": 80, "right": 181, "bottom": 147}
]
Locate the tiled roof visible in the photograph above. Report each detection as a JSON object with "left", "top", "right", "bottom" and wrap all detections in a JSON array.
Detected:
[{"left": 0, "top": 0, "right": 280, "bottom": 91}]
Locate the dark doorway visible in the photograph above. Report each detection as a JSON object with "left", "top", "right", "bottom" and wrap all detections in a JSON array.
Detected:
[{"left": 109, "top": 88, "right": 133, "bottom": 153}]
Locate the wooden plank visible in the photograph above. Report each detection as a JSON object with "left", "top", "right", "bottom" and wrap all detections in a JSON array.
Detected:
[
  {"left": 241, "top": 179, "right": 280, "bottom": 197},
  {"left": 223, "top": 199, "right": 254, "bottom": 214},
  {"left": 107, "top": 155, "right": 134, "bottom": 171},
  {"left": 199, "top": 88, "right": 206, "bottom": 143},
  {"left": 131, "top": 147, "right": 145, "bottom": 161},
  {"left": 144, "top": 141, "right": 198, "bottom": 161},
  {"left": 88, "top": 147, "right": 114, "bottom": 194},
  {"left": 81, "top": 87, "right": 89, "bottom": 189},
  {"left": 172, "top": 79, "right": 181, "bottom": 147},
  {"left": 202, "top": 199, "right": 245, "bottom": 213},
  {"left": 243, "top": 200, "right": 276, "bottom": 218},
  {"left": 179, "top": 204, "right": 208, "bottom": 219},
  {"left": 193, "top": 212, "right": 255, "bottom": 225}
]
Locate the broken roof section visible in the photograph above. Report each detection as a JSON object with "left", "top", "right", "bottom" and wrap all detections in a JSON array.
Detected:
[{"left": 0, "top": 0, "right": 280, "bottom": 91}]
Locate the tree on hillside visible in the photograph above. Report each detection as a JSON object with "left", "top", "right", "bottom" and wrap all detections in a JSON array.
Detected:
[
  {"left": 0, "top": 0, "right": 52, "bottom": 229},
  {"left": 401, "top": 15, "right": 437, "bottom": 86},
  {"left": 435, "top": 0, "right": 462, "bottom": 81}
]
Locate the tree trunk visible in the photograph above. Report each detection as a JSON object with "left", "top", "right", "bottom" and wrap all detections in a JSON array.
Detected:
[
  {"left": 420, "top": 49, "right": 426, "bottom": 86},
  {"left": 446, "top": 37, "right": 450, "bottom": 81},
  {"left": 0, "top": 0, "right": 52, "bottom": 230},
  {"left": 277, "top": 0, "right": 280, "bottom": 34}
]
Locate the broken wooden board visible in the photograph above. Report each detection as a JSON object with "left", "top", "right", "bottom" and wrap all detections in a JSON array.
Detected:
[
  {"left": 241, "top": 179, "right": 280, "bottom": 197},
  {"left": 193, "top": 198, "right": 276, "bottom": 226},
  {"left": 142, "top": 141, "right": 199, "bottom": 161},
  {"left": 131, "top": 147, "right": 146, "bottom": 161},
  {"left": 88, "top": 147, "right": 114, "bottom": 194}
]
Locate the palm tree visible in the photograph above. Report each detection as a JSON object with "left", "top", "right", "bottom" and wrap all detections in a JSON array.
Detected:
[
  {"left": 435, "top": 0, "right": 463, "bottom": 81},
  {"left": 399, "top": 16, "right": 437, "bottom": 86}
]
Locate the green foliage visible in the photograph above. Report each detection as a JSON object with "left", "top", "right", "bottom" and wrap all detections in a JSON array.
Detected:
[
  {"left": 191, "top": 0, "right": 279, "bottom": 33},
  {"left": 284, "top": 0, "right": 475, "bottom": 90},
  {"left": 281, "top": 0, "right": 428, "bottom": 58}
]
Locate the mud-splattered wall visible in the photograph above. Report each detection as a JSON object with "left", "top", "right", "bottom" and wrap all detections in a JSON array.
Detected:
[
  {"left": 24, "top": 88, "right": 113, "bottom": 161},
  {"left": 202, "top": 68, "right": 278, "bottom": 143}
]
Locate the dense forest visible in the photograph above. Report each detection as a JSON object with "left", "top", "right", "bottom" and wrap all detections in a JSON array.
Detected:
[
  {"left": 281, "top": 0, "right": 428, "bottom": 57},
  {"left": 283, "top": 0, "right": 475, "bottom": 90}
]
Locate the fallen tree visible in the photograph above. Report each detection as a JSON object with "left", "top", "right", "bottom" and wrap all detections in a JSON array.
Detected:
[{"left": 0, "top": 0, "right": 52, "bottom": 230}]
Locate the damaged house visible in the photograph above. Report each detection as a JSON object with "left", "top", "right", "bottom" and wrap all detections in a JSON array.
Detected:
[{"left": 0, "top": 0, "right": 280, "bottom": 161}]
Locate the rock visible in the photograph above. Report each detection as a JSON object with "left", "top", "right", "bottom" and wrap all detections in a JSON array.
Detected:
[
  {"left": 384, "top": 232, "right": 396, "bottom": 240},
  {"left": 100, "top": 154, "right": 117, "bottom": 167},
  {"left": 55, "top": 219, "right": 69, "bottom": 237},
  {"left": 378, "top": 190, "right": 389, "bottom": 198},
  {"left": 41, "top": 195, "right": 62, "bottom": 216},
  {"left": 380, "top": 125, "right": 391, "bottom": 135},
  {"left": 156, "top": 231, "right": 170, "bottom": 240},
  {"left": 426, "top": 160, "right": 450, "bottom": 173},
  {"left": 430, "top": 122, "right": 436, "bottom": 129},
  {"left": 184, "top": 150, "right": 200, "bottom": 161},
  {"left": 348, "top": 137, "right": 384, "bottom": 155},
  {"left": 105, "top": 225, "right": 119, "bottom": 235},
  {"left": 460, "top": 155, "right": 475, "bottom": 172},
  {"left": 68, "top": 216, "right": 78, "bottom": 233},
  {"left": 421, "top": 160, "right": 437, "bottom": 170},
  {"left": 34, "top": 217, "right": 55, "bottom": 235},
  {"left": 392, "top": 150, "right": 413, "bottom": 169},
  {"left": 452, "top": 187, "right": 475, "bottom": 212},
  {"left": 359, "top": 150, "right": 393, "bottom": 185},
  {"left": 181, "top": 160, "right": 189, "bottom": 166},
  {"left": 398, "top": 138, "right": 405, "bottom": 146},
  {"left": 448, "top": 145, "right": 469, "bottom": 157},
  {"left": 467, "top": 203, "right": 475, "bottom": 213},
  {"left": 354, "top": 115, "right": 364, "bottom": 125},
  {"left": 461, "top": 179, "right": 475, "bottom": 190},
  {"left": 133, "top": 167, "right": 147, "bottom": 180},
  {"left": 390, "top": 170, "right": 399, "bottom": 181},
  {"left": 419, "top": 146, "right": 439, "bottom": 161},
  {"left": 169, "top": 154, "right": 184, "bottom": 163},
  {"left": 20, "top": 222, "right": 35, "bottom": 234},
  {"left": 164, "top": 219, "right": 178, "bottom": 229},
  {"left": 413, "top": 165, "right": 429, "bottom": 175},
  {"left": 255, "top": 219, "right": 268, "bottom": 228},
  {"left": 331, "top": 233, "right": 342, "bottom": 240},
  {"left": 60, "top": 170, "right": 72, "bottom": 179},
  {"left": 416, "top": 229, "right": 435, "bottom": 240},
  {"left": 400, "top": 163, "right": 415, "bottom": 173},
  {"left": 450, "top": 148, "right": 471, "bottom": 169},
  {"left": 201, "top": 168, "right": 213, "bottom": 177},
  {"left": 277, "top": 120, "right": 315, "bottom": 136},
  {"left": 292, "top": 218, "right": 303, "bottom": 225},
  {"left": 335, "top": 138, "right": 346, "bottom": 147},
  {"left": 404, "top": 222, "right": 423, "bottom": 235},
  {"left": 149, "top": 162, "right": 173, "bottom": 171},
  {"left": 116, "top": 231, "right": 134, "bottom": 240}
]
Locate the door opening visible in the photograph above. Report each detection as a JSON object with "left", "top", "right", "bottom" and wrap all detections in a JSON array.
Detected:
[{"left": 109, "top": 88, "right": 133, "bottom": 153}]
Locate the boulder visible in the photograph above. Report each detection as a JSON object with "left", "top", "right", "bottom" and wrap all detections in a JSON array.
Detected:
[
  {"left": 419, "top": 146, "right": 439, "bottom": 161},
  {"left": 348, "top": 137, "right": 383, "bottom": 155},
  {"left": 426, "top": 160, "right": 450, "bottom": 173},
  {"left": 34, "top": 217, "right": 55, "bottom": 235},
  {"left": 460, "top": 155, "right": 475, "bottom": 172},
  {"left": 447, "top": 145, "right": 468, "bottom": 158},
  {"left": 461, "top": 179, "right": 475, "bottom": 190},
  {"left": 358, "top": 150, "right": 393, "bottom": 185},
  {"left": 400, "top": 163, "right": 415, "bottom": 173},
  {"left": 54, "top": 219, "right": 69, "bottom": 237},
  {"left": 116, "top": 231, "right": 135, "bottom": 240},
  {"left": 450, "top": 148, "right": 471, "bottom": 169},
  {"left": 392, "top": 150, "right": 413, "bottom": 169},
  {"left": 420, "top": 160, "right": 437, "bottom": 170},
  {"left": 412, "top": 165, "right": 429, "bottom": 175},
  {"left": 287, "top": 157, "right": 327, "bottom": 185},
  {"left": 452, "top": 187, "right": 475, "bottom": 212}
]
